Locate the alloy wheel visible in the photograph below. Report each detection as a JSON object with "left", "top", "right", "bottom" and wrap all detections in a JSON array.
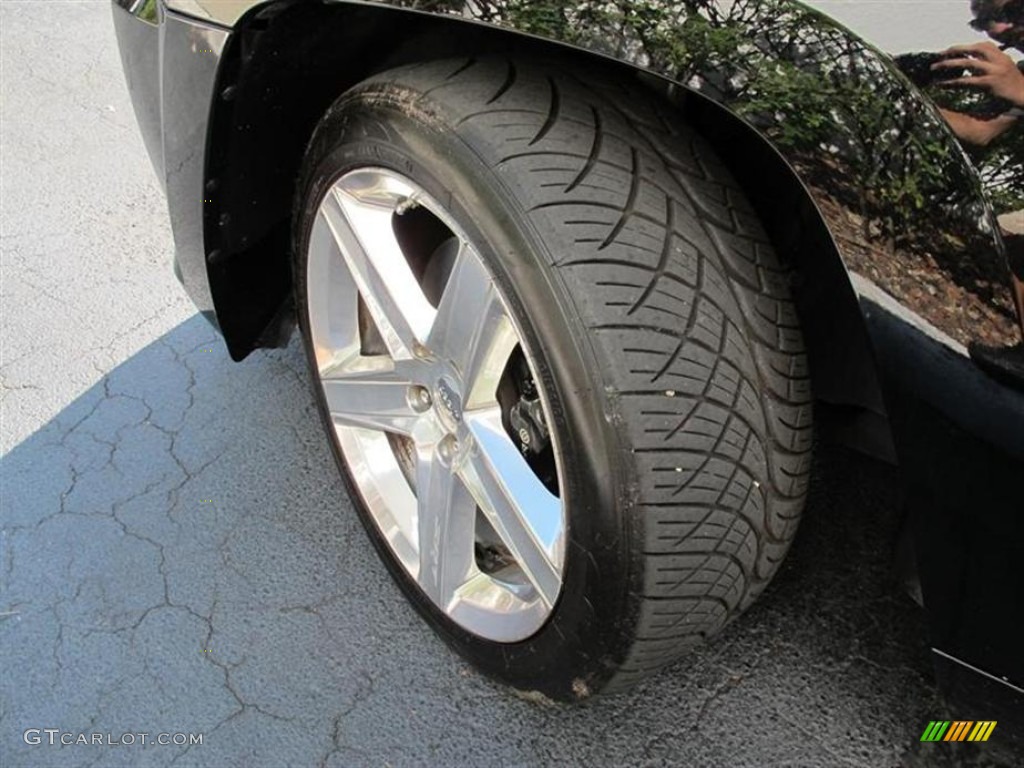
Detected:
[{"left": 305, "top": 168, "right": 567, "bottom": 642}]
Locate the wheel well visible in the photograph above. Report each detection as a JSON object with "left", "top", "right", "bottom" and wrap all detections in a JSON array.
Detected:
[{"left": 206, "top": 0, "right": 889, "bottom": 425}]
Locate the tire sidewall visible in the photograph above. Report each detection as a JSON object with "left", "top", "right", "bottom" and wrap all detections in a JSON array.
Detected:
[{"left": 292, "top": 86, "right": 638, "bottom": 700}]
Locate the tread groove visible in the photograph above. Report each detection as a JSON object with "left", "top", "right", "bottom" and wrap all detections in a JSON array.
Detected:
[
  {"left": 628, "top": 196, "right": 676, "bottom": 318},
  {"left": 445, "top": 57, "right": 477, "bottom": 81},
  {"left": 599, "top": 147, "right": 641, "bottom": 249},
  {"left": 487, "top": 61, "right": 517, "bottom": 104},
  {"left": 529, "top": 76, "right": 561, "bottom": 146},
  {"left": 565, "top": 106, "right": 602, "bottom": 193}
]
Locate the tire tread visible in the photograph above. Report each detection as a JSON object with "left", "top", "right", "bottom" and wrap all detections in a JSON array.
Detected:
[{"left": 363, "top": 58, "right": 813, "bottom": 689}]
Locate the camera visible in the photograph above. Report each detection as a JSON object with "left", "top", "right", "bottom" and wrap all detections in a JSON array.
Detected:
[{"left": 894, "top": 51, "right": 970, "bottom": 87}]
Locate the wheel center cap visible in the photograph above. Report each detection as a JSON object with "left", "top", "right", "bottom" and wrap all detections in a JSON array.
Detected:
[{"left": 435, "top": 376, "right": 463, "bottom": 426}]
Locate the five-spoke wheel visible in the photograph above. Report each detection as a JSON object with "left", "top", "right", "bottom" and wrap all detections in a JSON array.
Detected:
[
  {"left": 306, "top": 169, "right": 566, "bottom": 642},
  {"left": 293, "top": 57, "right": 811, "bottom": 699}
]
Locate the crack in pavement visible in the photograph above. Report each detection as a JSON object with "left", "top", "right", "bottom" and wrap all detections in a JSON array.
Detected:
[{"left": 317, "top": 671, "right": 375, "bottom": 768}]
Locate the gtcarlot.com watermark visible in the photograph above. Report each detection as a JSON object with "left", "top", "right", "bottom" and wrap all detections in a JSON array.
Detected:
[{"left": 23, "top": 729, "right": 203, "bottom": 747}]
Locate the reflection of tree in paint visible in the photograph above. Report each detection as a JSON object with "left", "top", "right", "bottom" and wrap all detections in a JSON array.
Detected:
[
  {"left": 390, "top": 0, "right": 1017, "bottom": 343},
  {"left": 921, "top": 81, "right": 1024, "bottom": 213}
]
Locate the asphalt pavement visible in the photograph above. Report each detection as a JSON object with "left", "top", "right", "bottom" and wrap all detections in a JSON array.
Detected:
[{"left": 0, "top": 3, "right": 1020, "bottom": 767}]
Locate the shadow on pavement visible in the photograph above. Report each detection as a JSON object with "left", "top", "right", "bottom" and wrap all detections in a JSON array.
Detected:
[{"left": 1, "top": 314, "right": 1019, "bottom": 767}]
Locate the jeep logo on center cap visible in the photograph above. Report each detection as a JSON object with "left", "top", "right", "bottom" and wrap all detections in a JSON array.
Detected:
[{"left": 436, "top": 377, "right": 462, "bottom": 423}]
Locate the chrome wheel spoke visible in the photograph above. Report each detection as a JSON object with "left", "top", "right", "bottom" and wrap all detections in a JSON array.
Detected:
[
  {"left": 309, "top": 169, "right": 566, "bottom": 642},
  {"left": 321, "top": 361, "right": 423, "bottom": 436},
  {"left": 307, "top": 211, "right": 360, "bottom": 367},
  {"left": 461, "top": 409, "right": 563, "bottom": 608},
  {"left": 429, "top": 244, "right": 519, "bottom": 410},
  {"left": 415, "top": 446, "right": 478, "bottom": 607},
  {"left": 319, "top": 184, "right": 435, "bottom": 360}
]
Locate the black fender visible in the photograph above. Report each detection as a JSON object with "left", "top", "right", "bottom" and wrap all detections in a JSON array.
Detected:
[{"left": 146, "top": 0, "right": 1024, "bottom": 703}]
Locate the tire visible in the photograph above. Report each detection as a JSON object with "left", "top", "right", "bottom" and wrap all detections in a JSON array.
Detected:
[{"left": 293, "top": 56, "right": 813, "bottom": 700}]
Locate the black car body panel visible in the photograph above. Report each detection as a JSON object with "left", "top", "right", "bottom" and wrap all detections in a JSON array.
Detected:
[
  {"left": 115, "top": 1, "right": 230, "bottom": 327},
  {"left": 113, "top": 0, "right": 1024, "bottom": 719}
]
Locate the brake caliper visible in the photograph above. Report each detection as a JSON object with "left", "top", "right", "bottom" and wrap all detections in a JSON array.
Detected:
[{"left": 508, "top": 372, "right": 550, "bottom": 455}]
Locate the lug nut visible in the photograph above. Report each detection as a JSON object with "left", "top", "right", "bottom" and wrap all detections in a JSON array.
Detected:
[
  {"left": 438, "top": 435, "right": 459, "bottom": 463},
  {"left": 409, "top": 385, "right": 432, "bottom": 412}
]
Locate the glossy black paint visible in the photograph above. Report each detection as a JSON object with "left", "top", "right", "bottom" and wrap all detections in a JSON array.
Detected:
[
  {"left": 859, "top": 282, "right": 1024, "bottom": 705},
  {"left": 113, "top": 1, "right": 228, "bottom": 327},
  {"left": 116, "top": 0, "right": 1024, "bottom": 715},
  {"left": 162, "top": 12, "right": 230, "bottom": 328}
]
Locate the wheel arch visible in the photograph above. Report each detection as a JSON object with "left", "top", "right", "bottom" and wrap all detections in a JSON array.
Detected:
[{"left": 205, "top": 0, "right": 889, "bottom": 426}]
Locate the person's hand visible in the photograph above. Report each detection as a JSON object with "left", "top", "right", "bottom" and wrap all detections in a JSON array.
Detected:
[
  {"left": 933, "top": 41, "right": 1024, "bottom": 106},
  {"left": 939, "top": 108, "right": 1018, "bottom": 146}
]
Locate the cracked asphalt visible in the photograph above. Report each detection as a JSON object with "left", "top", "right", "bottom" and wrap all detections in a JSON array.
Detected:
[{"left": 1, "top": 3, "right": 1021, "bottom": 767}]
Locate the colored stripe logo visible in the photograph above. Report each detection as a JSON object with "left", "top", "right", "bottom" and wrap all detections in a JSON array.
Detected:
[{"left": 920, "top": 721, "right": 997, "bottom": 742}]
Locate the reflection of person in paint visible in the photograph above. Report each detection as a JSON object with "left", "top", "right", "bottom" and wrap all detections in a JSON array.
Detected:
[
  {"left": 935, "top": 0, "right": 1024, "bottom": 144},
  {"left": 935, "top": 0, "right": 1024, "bottom": 387}
]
